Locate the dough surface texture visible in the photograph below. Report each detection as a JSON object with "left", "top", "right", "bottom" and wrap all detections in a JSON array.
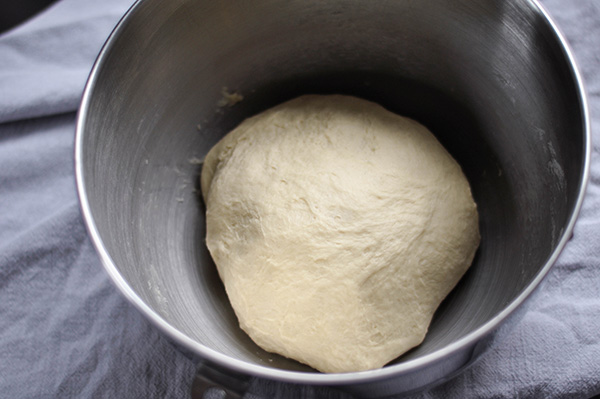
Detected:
[{"left": 201, "top": 95, "right": 480, "bottom": 373}]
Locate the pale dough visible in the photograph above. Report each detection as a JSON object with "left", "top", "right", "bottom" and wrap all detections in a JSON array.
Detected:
[{"left": 201, "top": 95, "right": 480, "bottom": 373}]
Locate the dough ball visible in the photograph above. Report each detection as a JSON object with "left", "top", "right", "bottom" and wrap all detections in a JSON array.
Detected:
[{"left": 201, "top": 94, "right": 480, "bottom": 373}]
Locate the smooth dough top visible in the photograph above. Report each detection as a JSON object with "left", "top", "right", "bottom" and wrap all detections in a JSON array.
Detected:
[{"left": 201, "top": 94, "right": 480, "bottom": 373}]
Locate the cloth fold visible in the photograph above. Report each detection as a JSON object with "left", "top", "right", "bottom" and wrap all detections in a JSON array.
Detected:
[
  {"left": 1, "top": 0, "right": 599, "bottom": 398},
  {"left": 0, "top": 0, "right": 133, "bottom": 124}
]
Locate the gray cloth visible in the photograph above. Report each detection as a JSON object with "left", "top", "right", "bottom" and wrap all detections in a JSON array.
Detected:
[{"left": 0, "top": 0, "right": 599, "bottom": 398}]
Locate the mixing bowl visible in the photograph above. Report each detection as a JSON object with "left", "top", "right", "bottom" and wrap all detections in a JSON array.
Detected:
[{"left": 75, "top": 0, "right": 589, "bottom": 397}]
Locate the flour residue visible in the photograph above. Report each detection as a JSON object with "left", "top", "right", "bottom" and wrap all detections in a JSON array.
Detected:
[
  {"left": 217, "top": 87, "right": 244, "bottom": 107},
  {"left": 547, "top": 141, "right": 565, "bottom": 191}
]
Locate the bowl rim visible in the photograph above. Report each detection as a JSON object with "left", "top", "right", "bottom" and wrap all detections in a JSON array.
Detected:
[{"left": 74, "top": 0, "right": 591, "bottom": 387}]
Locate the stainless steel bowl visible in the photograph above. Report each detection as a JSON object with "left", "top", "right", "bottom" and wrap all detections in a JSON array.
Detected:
[{"left": 75, "top": 0, "right": 589, "bottom": 397}]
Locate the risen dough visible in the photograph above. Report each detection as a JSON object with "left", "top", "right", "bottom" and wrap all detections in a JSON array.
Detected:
[{"left": 201, "top": 95, "right": 480, "bottom": 373}]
